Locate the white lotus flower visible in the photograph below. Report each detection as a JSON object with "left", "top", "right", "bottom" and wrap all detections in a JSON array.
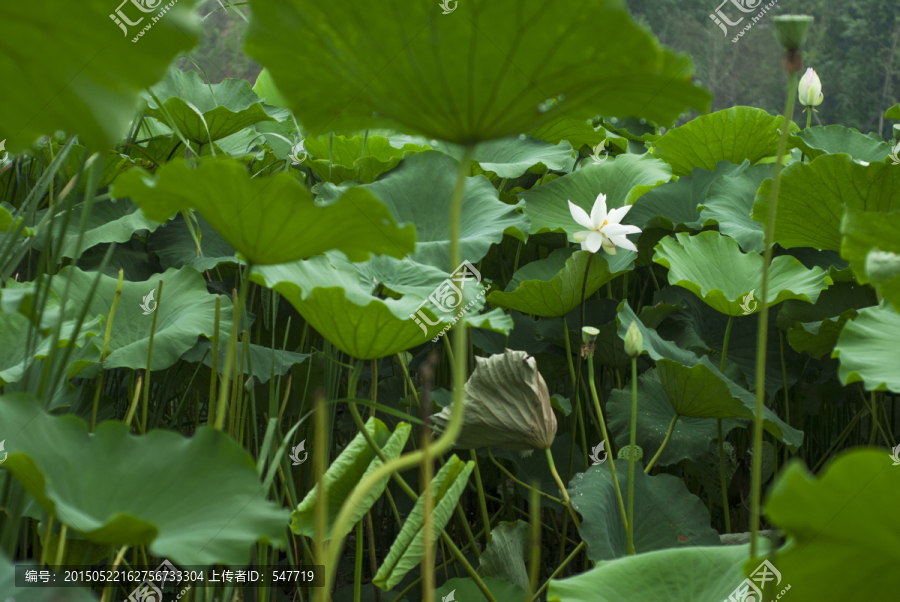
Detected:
[
  {"left": 567, "top": 193, "right": 641, "bottom": 255},
  {"left": 798, "top": 68, "right": 824, "bottom": 107}
]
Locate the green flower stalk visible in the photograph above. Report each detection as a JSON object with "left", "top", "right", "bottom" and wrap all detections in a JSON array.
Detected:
[{"left": 625, "top": 320, "right": 641, "bottom": 554}]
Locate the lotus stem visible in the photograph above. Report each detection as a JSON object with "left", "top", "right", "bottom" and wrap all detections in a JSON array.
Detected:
[
  {"left": 208, "top": 296, "right": 221, "bottom": 426},
  {"left": 92, "top": 269, "right": 124, "bottom": 432},
  {"left": 627, "top": 355, "right": 638, "bottom": 555},
  {"left": 751, "top": 71, "right": 798, "bottom": 558},
  {"left": 545, "top": 448, "right": 581, "bottom": 529},
  {"left": 580, "top": 254, "right": 594, "bottom": 332},
  {"left": 585, "top": 345, "right": 628, "bottom": 532},
  {"left": 320, "top": 146, "right": 475, "bottom": 598},
  {"left": 526, "top": 481, "right": 541, "bottom": 602},
  {"left": 718, "top": 314, "right": 734, "bottom": 533},
  {"left": 531, "top": 542, "right": 587, "bottom": 602},
  {"left": 314, "top": 390, "right": 327, "bottom": 602},
  {"left": 142, "top": 280, "right": 162, "bottom": 434},
  {"left": 488, "top": 448, "right": 562, "bottom": 504},
  {"left": 214, "top": 261, "right": 254, "bottom": 431},
  {"left": 470, "top": 448, "right": 493, "bottom": 545},
  {"left": 645, "top": 413, "right": 678, "bottom": 474},
  {"left": 354, "top": 520, "right": 363, "bottom": 602}
]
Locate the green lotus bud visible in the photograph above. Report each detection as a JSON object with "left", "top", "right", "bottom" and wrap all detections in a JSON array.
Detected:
[
  {"left": 773, "top": 15, "right": 814, "bottom": 51},
  {"left": 624, "top": 320, "right": 642, "bottom": 357}
]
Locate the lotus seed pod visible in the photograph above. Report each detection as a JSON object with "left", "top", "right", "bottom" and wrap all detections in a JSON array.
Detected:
[{"left": 773, "top": 15, "right": 814, "bottom": 51}]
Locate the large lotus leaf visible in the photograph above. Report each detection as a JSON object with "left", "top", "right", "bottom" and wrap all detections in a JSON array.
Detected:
[
  {"left": 624, "top": 160, "right": 747, "bottom": 233},
  {"left": 181, "top": 340, "right": 308, "bottom": 385},
  {"left": 292, "top": 417, "right": 410, "bottom": 541},
  {"left": 48, "top": 266, "right": 232, "bottom": 372},
  {"left": 244, "top": 0, "right": 710, "bottom": 144},
  {"left": 657, "top": 359, "right": 802, "bottom": 448},
  {"left": 698, "top": 162, "right": 772, "bottom": 253},
  {"left": 0, "top": 553, "right": 98, "bottom": 602},
  {"left": 30, "top": 199, "right": 161, "bottom": 260},
  {"left": 0, "top": 393, "right": 288, "bottom": 565},
  {"left": 431, "top": 136, "right": 574, "bottom": 179},
  {"left": 374, "top": 456, "right": 474, "bottom": 591},
  {"left": 431, "top": 350, "right": 556, "bottom": 451},
  {"left": 521, "top": 153, "right": 672, "bottom": 235},
  {"left": 144, "top": 68, "right": 275, "bottom": 143},
  {"left": 112, "top": 158, "right": 416, "bottom": 265},
  {"left": 752, "top": 153, "right": 900, "bottom": 251},
  {"left": 303, "top": 135, "right": 426, "bottom": 184},
  {"left": 607, "top": 369, "right": 744, "bottom": 468},
  {"left": 653, "top": 231, "right": 832, "bottom": 316},
  {"left": 357, "top": 151, "right": 528, "bottom": 269},
  {"left": 0, "top": 309, "right": 102, "bottom": 386},
  {"left": 615, "top": 302, "right": 803, "bottom": 448},
  {"left": 252, "top": 68, "right": 290, "bottom": 109},
  {"left": 651, "top": 107, "right": 795, "bottom": 176},
  {"left": 148, "top": 212, "right": 241, "bottom": 271},
  {"left": 765, "top": 450, "right": 899, "bottom": 601},
  {"left": 0, "top": 0, "right": 198, "bottom": 153},
  {"left": 789, "top": 125, "right": 894, "bottom": 162},
  {"left": 547, "top": 544, "right": 760, "bottom": 602},
  {"left": 529, "top": 117, "right": 608, "bottom": 150},
  {"left": 487, "top": 247, "right": 633, "bottom": 317},
  {"left": 251, "top": 253, "right": 506, "bottom": 359},
  {"left": 840, "top": 207, "right": 900, "bottom": 313},
  {"left": 435, "top": 577, "right": 526, "bottom": 602},
  {"left": 476, "top": 520, "right": 530, "bottom": 592},
  {"left": 832, "top": 304, "right": 900, "bottom": 392},
  {"left": 568, "top": 461, "right": 720, "bottom": 561}
]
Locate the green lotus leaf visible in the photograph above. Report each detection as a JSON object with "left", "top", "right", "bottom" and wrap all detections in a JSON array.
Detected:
[
  {"left": 522, "top": 153, "right": 672, "bottom": 236},
  {"left": 752, "top": 153, "right": 900, "bottom": 251},
  {"left": 0, "top": 393, "right": 289, "bottom": 565},
  {"left": 655, "top": 359, "right": 801, "bottom": 448},
  {"left": 886, "top": 104, "right": 900, "bottom": 120},
  {"left": 789, "top": 125, "right": 894, "bottom": 162},
  {"left": 832, "top": 304, "right": 900, "bottom": 392},
  {"left": 615, "top": 302, "right": 803, "bottom": 448},
  {"left": 435, "top": 577, "right": 526, "bottom": 602},
  {"left": 626, "top": 160, "right": 746, "bottom": 232},
  {"left": 698, "top": 162, "right": 771, "bottom": 253},
  {"left": 292, "top": 417, "right": 410, "bottom": 541},
  {"left": 374, "top": 456, "right": 474, "bottom": 591},
  {"left": 111, "top": 158, "right": 417, "bottom": 265},
  {"left": 181, "top": 340, "right": 308, "bottom": 385},
  {"left": 432, "top": 350, "right": 556, "bottom": 450},
  {"left": 148, "top": 212, "right": 242, "bottom": 271},
  {"left": 840, "top": 207, "right": 900, "bottom": 313},
  {"left": 0, "top": 552, "right": 97, "bottom": 602},
  {"left": 529, "top": 117, "right": 608, "bottom": 150},
  {"left": 488, "top": 248, "right": 633, "bottom": 317},
  {"left": 245, "top": 0, "right": 710, "bottom": 144},
  {"left": 144, "top": 68, "right": 276, "bottom": 144},
  {"left": 48, "top": 266, "right": 233, "bottom": 372},
  {"left": 607, "top": 369, "right": 744, "bottom": 468},
  {"left": 476, "top": 520, "right": 530, "bottom": 592},
  {"left": 651, "top": 107, "right": 796, "bottom": 176},
  {"left": 765, "top": 450, "right": 899, "bottom": 601},
  {"left": 0, "top": 0, "right": 198, "bottom": 153},
  {"left": 303, "top": 135, "right": 426, "bottom": 184},
  {"left": 653, "top": 231, "right": 833, "bottom": 316},
  {"left": 30, "top": 199, "right": 161, "bottom": 260},
  {"left": 431, "top": 136, "right": 574, "bottom": 179},
  {"left": 252, "top": 68, "right": 290, "bottom": 110},
  {"left": 357, "top": 151, "right": 529, "bottom": 269},
  {"left": 252, "top": 252, "right": 506, "bottom": 359},
  {"left": 568, "top": 460, "right": 721, "bottom": 561},
  {"left": 547, "top": 544, "right": 760, "bottom": 602}
]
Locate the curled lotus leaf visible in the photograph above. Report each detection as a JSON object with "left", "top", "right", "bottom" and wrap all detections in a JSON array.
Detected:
[{"left": 432, "top": 349, "right": 556, "bottom": 451}]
